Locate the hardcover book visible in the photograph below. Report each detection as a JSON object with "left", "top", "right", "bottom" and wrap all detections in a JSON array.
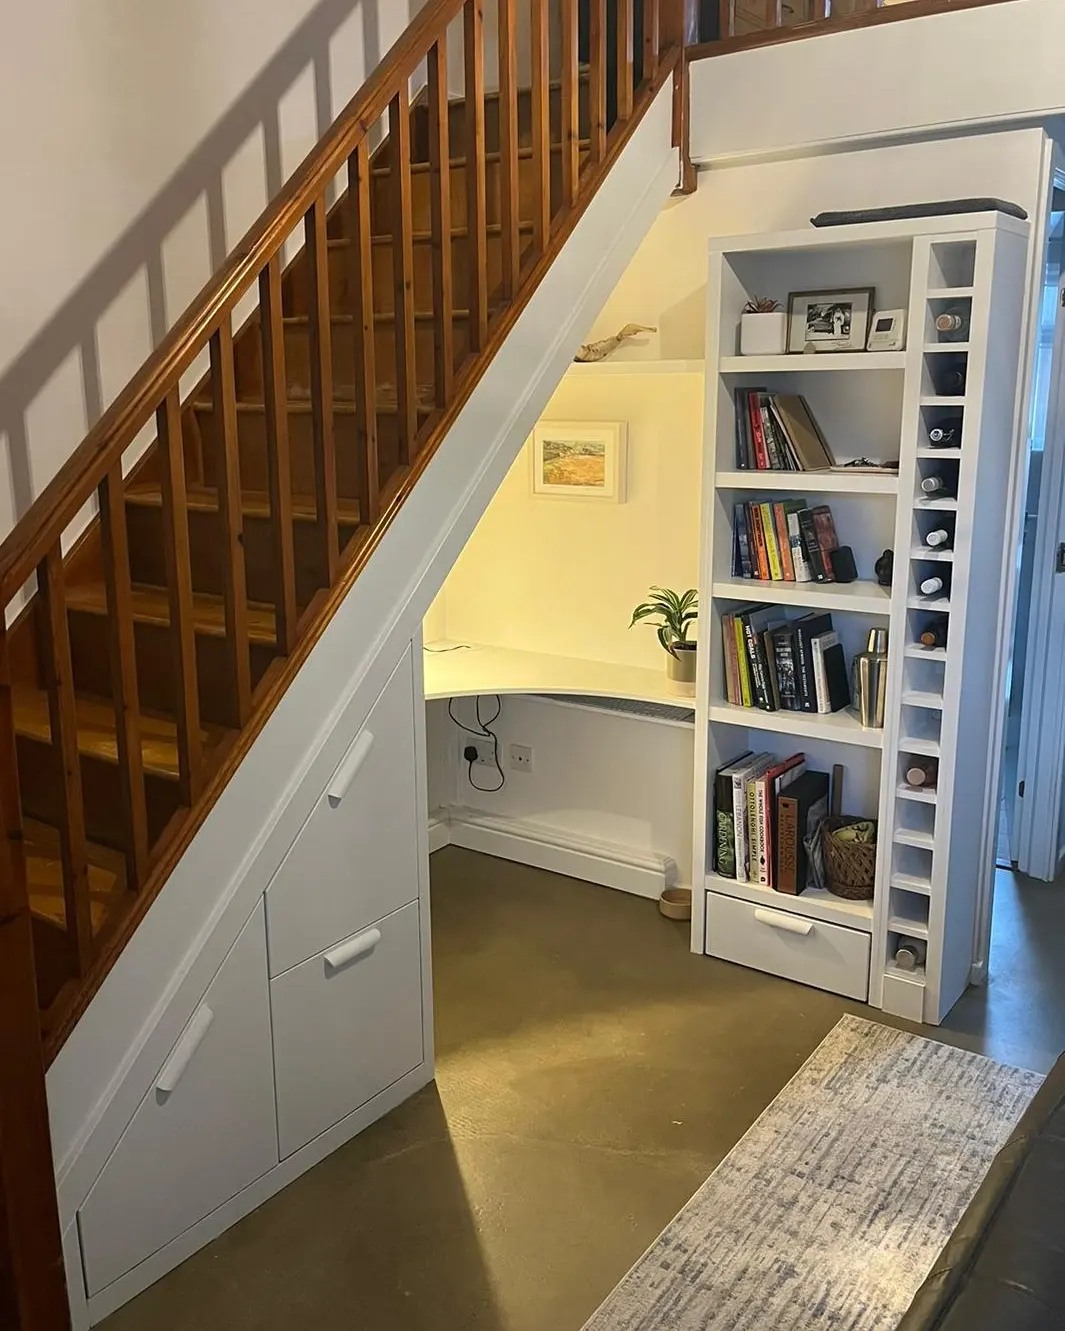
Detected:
[{"left": 775, "top": 770, "right": 831, "bottom": 894}]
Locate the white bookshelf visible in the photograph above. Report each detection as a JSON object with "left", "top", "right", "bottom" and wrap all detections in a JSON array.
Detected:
[{"left": 692, "top": 214, "right": 1029, "bottom": 1025}]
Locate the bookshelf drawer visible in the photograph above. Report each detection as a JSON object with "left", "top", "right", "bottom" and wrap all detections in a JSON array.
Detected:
[{"left": 705, "top": 891, "right": 870, "bottom": 1001}]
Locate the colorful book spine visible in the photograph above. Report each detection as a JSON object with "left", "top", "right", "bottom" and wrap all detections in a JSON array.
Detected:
[
  {"left": 773, "top": 502, "right": 794, "bottom": 580},
  {"left": 760, "top": 503, "right": 783, "bottom": 580},
  {"left": 749, "top": 503, "right": 770, "bottom": 579},
  {"left": 734, "top": 616, "right": 752, "bottom": 707},
  {"left": 787, "top": 508, "right": 811, "bottom": 582},
  {"left": 797, "top": 507, "right": 827, "bottom": 582},
  {"left": 748, "top": 393, "right": 770, "bottom": 469}
]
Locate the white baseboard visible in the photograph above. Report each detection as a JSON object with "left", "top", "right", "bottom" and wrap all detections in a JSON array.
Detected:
[{"left": 431, "top": 806, "right": 677, "bottom": 900}]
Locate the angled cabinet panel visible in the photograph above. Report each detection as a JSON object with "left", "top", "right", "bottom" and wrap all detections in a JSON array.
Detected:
[
  {"left": 78, "top": 901, "right": 277, "bottom": 1296},
  {"left": 266, "top": 649, "right": 421, "bottom": 977}
]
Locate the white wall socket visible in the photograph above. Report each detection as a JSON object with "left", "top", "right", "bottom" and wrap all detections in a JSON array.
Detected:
[
  {"left": 509, "top": 744, "right": 533, "bottom": 772},
  {"left": 461, "top": 736, "right": 496, "bottom": 768}
]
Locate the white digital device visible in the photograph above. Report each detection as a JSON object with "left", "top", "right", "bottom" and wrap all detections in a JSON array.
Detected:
[{"left": 866, "top": 309, "right": 906, "bottom": 351}]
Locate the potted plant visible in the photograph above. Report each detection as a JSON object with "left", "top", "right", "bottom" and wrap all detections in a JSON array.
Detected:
[
  {"left": 630, "top": 586, "right": 698, "bottom": 695},
  {"left": 740, "top": 296, "right": 787, "bottom": 356}
]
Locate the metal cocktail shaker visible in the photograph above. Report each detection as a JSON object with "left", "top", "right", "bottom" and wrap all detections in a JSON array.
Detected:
[{"left": 854, "top": 628, "right": 888, "bottom": 729}]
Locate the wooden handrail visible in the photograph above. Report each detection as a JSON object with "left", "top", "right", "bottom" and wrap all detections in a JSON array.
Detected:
[
  {"left": 691, "top": 0, "right": 1019, "bottom": 59},
  {"left": 0, "top": 0, "right": 462, "bottom": 605}
]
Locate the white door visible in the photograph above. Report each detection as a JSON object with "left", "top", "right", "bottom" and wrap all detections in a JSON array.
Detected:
[{"left": 1014, "top": 196, "right": 1065, "bottom": 880}]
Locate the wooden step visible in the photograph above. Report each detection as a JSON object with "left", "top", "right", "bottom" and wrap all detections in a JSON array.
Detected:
[
  {"left": 66, "top": 582, "right": 279, "bottom": 646},
  {"left": 123, "top": 485, "right": 363, "bottom": 614},
  {"left": 24, "top": 819, "right": 127, "bottom": 933}
]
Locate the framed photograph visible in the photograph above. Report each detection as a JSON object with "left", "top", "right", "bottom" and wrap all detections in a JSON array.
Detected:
[
  {"left": 787, "top": 287, "right": 875, "bottom": 354},
  {"left": 531, "top": 421, "right": 627, "bottom": 502}
]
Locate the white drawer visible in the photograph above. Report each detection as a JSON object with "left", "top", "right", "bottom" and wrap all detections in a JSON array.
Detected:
[
  {"left": 271, "top": 900, "right": 425, "bottom": 1158},
  {"left": 78, "top": 903, "right": 277, "bottom": 1295},
  {"left": 705, "top": 891, "right": 870, "bottom": 1001},
  {"left": 266, "top": 649, "right": 421, "bottom": 977}
]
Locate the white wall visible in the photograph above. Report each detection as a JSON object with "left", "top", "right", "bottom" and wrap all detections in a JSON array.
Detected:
[
  {"left": 430, "top": 695, "right": 695, "bottom": 875},
  {"left": 431, "top": 371, "right": 704, "bottom": 669},
  {"left": 691, "top": 0, "right": 1065, "bottom": 164},
  {"left": 0, "top": 0, "right": 425, "bottom": 547},
  {"left": 587, "top": 128, "right": 1051, "bottom": 358}
]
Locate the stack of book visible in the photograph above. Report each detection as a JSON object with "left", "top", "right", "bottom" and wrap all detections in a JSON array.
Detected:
[
  {"left": 713, "top": 751, "right": 830, "bottom": 893},
  {"left": 722, "top": 608, "right": 851, "bottom": 714},
  {"left": 734, "top": 390, "right": 835, "bottom": 472},
  {"left": 732, "top": 499, "right": 840, "bottom": 584}
]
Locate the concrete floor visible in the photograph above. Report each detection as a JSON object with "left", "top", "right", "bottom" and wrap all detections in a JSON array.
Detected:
[{"left": 102, "top": 849, "right": 1065, "bottom": 1331}]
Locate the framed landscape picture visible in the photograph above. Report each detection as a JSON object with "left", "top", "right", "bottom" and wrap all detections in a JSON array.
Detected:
[
  {"left": 531, "top": 421, "right": 627, "bottom": 502},
  {"left": 787, "top": 287, "right": 875, "bottom": 353}
]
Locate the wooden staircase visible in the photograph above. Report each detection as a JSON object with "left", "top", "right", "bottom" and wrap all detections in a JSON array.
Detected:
[{"left": 0, "top": 1, "right": 689, "bottom": 1326}]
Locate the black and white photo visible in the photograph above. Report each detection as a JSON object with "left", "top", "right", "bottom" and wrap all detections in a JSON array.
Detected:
[{"left": 787, "top": 287, "right": 875, "bottom": 353}]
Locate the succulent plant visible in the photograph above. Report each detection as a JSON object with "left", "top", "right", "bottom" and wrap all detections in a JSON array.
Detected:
[
  {"left": 629, "top": 587, "right": 698, "bottom": 658},
  {"left": 743, "top": 296, "right": 782, "bottom": 314}
]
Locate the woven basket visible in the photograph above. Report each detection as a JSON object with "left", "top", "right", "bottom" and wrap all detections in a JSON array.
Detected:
[{"left": 820, "top": 817, "right": 877, "bottom": 901}]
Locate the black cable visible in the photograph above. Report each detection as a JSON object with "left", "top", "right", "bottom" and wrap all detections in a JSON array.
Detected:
[{"left": 448, "top": 694, "right": 505, "bottom": 793}]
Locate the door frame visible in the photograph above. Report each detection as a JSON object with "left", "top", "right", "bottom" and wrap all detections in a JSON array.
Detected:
[
  {"left": 1013, "top": 156, "right": 1065, "bottom": 881},
  {"left": 970, "top": 135, "right": 1063, "bottom": 978}
]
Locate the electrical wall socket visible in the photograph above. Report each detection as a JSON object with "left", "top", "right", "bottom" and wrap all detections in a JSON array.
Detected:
[
  {"left": 509, "top": 744, "right": 533, "bottom": 772},
  {"left": 461, "top": 736, "right": 495, "bottom": 768}
]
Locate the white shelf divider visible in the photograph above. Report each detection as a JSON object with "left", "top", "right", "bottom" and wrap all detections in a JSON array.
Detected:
[
  {"left": 719, "top": 351, "right": 907, "bottom": 374},
  {"left": 715, "top": 470, "right": 899, "bottom": 495},
  {"left": 707, "top": 701, "right": 884, "bottom": 750},
  {"left": 711, "top": 577, "right": 891, "bottom": 615},
  {"left": 705, "top": 873, "right": 874, "bottom": 932}
]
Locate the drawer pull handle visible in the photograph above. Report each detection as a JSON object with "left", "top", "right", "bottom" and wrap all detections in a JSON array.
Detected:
[
  {"left": 324, "top": 927, "right": 382, "bottom": 973},
  {"left": 754, "top": 908, "right": 813, "bottom": 937},
  {"left": 156, "top": 1006, "right": 214, "bottom": 1096},
  {"left": 327, "top": 730, "right": 375, "bottom": 807}
]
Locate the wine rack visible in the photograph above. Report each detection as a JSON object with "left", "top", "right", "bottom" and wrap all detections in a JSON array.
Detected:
[{"left": 695, "top": 215, "right": 1029, "bottom": 1025}]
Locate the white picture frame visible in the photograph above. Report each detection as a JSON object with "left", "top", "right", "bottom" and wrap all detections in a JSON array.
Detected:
[{"left": 531, "top": 420, "right": 627, "bottom": 502}]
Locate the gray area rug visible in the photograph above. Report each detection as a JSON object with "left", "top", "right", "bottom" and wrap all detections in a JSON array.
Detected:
[{"left": 583, "top": 1015, "right": 1042, "bottom": 1331}]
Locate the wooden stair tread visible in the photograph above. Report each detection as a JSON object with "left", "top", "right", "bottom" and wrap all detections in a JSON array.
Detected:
[
  {"left": 13, "top": 685, "right": 226, "bottom": 780},
  {"left": 361, "top": 221, "right": 535, "bottom": 246},
  {"left": 372, "top": 139, "right": 592, "bottom": 177},
  {"left": 194, "top": 388, "right": 437, "bottom": 414},
  {"left": 283, "top": 310, "right": 471, "bottom": 325},
  {"left": 125, "top": 483, "right": 361, "bottom": 527},
  {"left": 65, "top": 581, "right": 280, "bottom": 646},
  {"left": 24, "top": 819, "right": 127, "bottom": 931}
]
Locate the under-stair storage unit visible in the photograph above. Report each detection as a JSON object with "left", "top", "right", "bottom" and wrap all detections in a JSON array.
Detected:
[
  {"left": 692, "top": 214, "right": 1029, "bottom": 1023},
  {"left": 76, "top": 902, "right": 277, "bottom": 1297}
]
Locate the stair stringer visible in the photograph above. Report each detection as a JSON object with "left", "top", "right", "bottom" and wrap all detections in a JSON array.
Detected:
[{"left": 47, "top": 80, "right": 678, "bottom": 1309}]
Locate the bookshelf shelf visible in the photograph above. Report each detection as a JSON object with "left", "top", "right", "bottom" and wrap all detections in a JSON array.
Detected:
[
  {"left": 711, "top": 577, "right": 891, "bottom": 615},
  {"left": 715, "top": 470, "right": 899, "bottom": 495},
  {"left": 707, "top": 700, "right": 884, "bottom": 749},
  {"left": 695, "top": 216, "right": 1028, "bottom": 1023},
  {"left": 719, "top": 352, "right": 906, "bottom": 374},
  {"left": 704, "top": 874, "right": 874, "bottom": 932}
]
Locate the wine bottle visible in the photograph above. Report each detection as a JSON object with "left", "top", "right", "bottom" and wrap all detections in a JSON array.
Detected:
[
  {"left": 920, "top": 474, "right": 954, "bottom": 496},
  {"left": 925, "top": 528, "right": 952, "bottom": 549},
  {"left": 934, "top": 305, "right": 969, "bottom": 342},
  {"left": 930, "top": 354, "right": 967, "bottom": 396},
  {"left": 905, "top": 757, "right": 939, "bottom": 788},
  {"left": 919, "top": 615, "right": 949, "bottom": 649},
  {"left": 928, "top": 415, "right": 962, "bottom": 447},
  {"left": 920, "top": 571, "right": 951, "bottom": 597},
  {"left": 895, "top": 938, "right": 928, "bottom": 971}
]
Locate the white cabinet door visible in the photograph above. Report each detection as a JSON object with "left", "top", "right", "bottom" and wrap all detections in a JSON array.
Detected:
[
  {"left": 272, "top": 900, "right": 425, "bottom": 1158},
  {"left": 266, "top": 650, "right": 421, "bottom": 977},
  {"left": 78, "top": 902, "right": 278, "bottom": 1296}
]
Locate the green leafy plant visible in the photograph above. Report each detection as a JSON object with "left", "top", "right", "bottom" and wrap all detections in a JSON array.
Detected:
[
  {"left": 629, "top": 587, "right": 698, "bottom": 658},
  {"left": 743, "top": 295, "right": 782, "bottom": 314}
]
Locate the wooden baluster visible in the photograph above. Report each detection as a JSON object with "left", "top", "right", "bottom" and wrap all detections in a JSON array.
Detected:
[
  {"left": 259, "top": 257, "right": 298, "bottom": 653},
  {"left": 304, "top": 197, "right": 340, "bottom": 581},
  {"left": 644, "top": 0, "right": 660, "bottom": 82},
  {"left": 157, "top": 390, "right": 202, "bottom": 803},
  {"left": 347, "top": 139, "right": 380, "bottom": 526},
  {"left": 617, "top": 0, "right": 635, "bottom": 121},
  {"left": 210, "top": 320, "right": 252, "bottom": 727},
  {"left": 0, "top": 618, "right": 69, "bottom": 1328},
  {"left": 497, "top": 0, "right": 520, "bottom": 297},
  {"left": 427, "top": 40, "right": 455, "bottom": 405},
  {"left": 389, "top": 88, "right": 419, "bottom": 463},
  {"left": 765, "top": 0, "right": 782, "bottom": 27},
  {"left": 99, "top": 465, "right": 148, "bottom": 888},
  {"left": 38, "top": 545, "right": 92, "bottom": 975},
  {"left": 719, "top": 0, "right": 732, "bottom": 40},
  {"left": 814, "top": 0, "right": 828, "bottom": 18},
  {"left": 464, "top": 0, "right": 488, "bottom": 350},
  {"left": 589, "top": 0, "right": 608, "bottom": 163},
  {"left": 560, "top": 0, "right": 580, "bottom": 207},
  {"left": 530, "top": 0, "right": 552, "bottom": 249}
]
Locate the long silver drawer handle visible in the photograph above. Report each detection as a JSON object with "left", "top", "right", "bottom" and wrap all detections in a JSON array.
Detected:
[
  {"left": 754, "top": 908, "right": 813, "bottom": 937},
  {"left": 156, "top": 1006, "right": 214, "bottom": 1095},
  {"left": 327, "top": 730, "right": 375, "bottom": 807},
  {"left": 324, "top": 927, "right": 382, "bottom": 973}
]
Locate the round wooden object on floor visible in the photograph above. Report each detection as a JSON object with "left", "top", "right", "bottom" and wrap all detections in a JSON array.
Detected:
[{"left": 659, "top": 887, "right": 692, "bottom": 920}]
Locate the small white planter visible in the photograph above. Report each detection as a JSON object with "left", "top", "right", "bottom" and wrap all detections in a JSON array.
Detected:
[
  {"left": 666, "top": 643, "right": 697, "bottom": 697},
  {"left": 740, "top": 311, "right": 787, "bottom": 357}
]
